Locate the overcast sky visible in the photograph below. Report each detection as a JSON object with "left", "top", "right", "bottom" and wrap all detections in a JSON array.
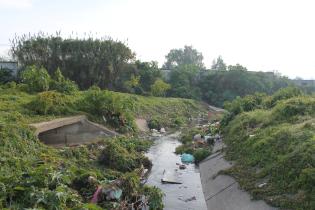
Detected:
[{"left": 0, "top": 0, "right": 314, "bottom": 79}]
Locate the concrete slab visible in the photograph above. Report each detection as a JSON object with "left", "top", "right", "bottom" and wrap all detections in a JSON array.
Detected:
[
  {"left": 30, "top": 115, "right": 118, "bottom": 146},
  {"left": 200, "top": 142, "right": 277, "bottom": 210}
]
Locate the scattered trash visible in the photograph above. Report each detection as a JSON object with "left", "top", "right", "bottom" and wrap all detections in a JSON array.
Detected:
[
  {"left": 160, "top": 127, "right": 166, "bottom": 133},
  {"left": 161, "top": 179, "right": 182, "bottom": 184},
  {"left": 103, "top": 187, "right": 123, "bottom": 200},
  {"left": 151, "top": 129, "right": 162, "bottom": 137},
  {"left": 258, "top": 183, "right": 267, "bottom": 188},
  {"left": 179, "top": 164, "right": 186, "bottom": 170},
  {"left": 193, "top": 134, "right": 202, "bottom": 141},
  {"left": 88, "top": 176, "right": 97, "bottom": 184},
  {"left": 181, "top": 153, "right": 195, "bottom": 163},
  {"left": 185, "top": 196, "right": 196, "bottom": 202},
  {"left": 249, "top": 134, "right": 256, "bottom": 138},
  {"left": 161, "top": 169, "right": 182, "bottom": 184},
  {"left": 91, "top": 186, "right": 102, "bottom": 203}
]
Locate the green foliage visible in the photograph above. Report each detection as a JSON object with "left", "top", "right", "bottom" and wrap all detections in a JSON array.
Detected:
[
  {"left": 222, "top": 90, "right": 315, "bottom": 209},
  {"left": 50, "top": 68, "right": 78, "bottom": 94},
  {"left": 199, "top": 70, "right": 291, "bottom": 107},
  {"left": 20, "top": 65, "right": 51, "bottom": 92},
  {"left": 222, "top": 87, "right": 303, "bottom": 125},
  {"left": 193, "top": 148, "right": 211, "bottom": 164},
  {"left": 28, "top": 91, "right": 73, "bottom": 115},
  {"left": 228, "top": 63, "right": 247, "bottom": 71},
  {"left": 141, "top": 186, "right": 164, "bottom": 210},
  {"left": 168, "top": 64, "right": 201, "bottom": 99},
  {"left": 148, "top": 117, "right": 162, "bottom": 130},
  {"left": 266, "top": 86, "right": 303, "bottom": 108},
  {"left": 163, "top": 45, "right": 204, "bottom": 69},
  {"left": 150, "top": 79, "right": 171, "bottom": 97},
  {"left": 98, "top": 138, "right": 150, "bottom": 172},
  {"left": 211, "top": 56, "right": 226, "bottom": 71},
  {"left": 12, "top": 33, "right": 134, "bottom": 89},
  {"left": 0, "top": 68, "right": 14, "bottom": 84},
  {"left": 79, "top": 88, "right": 136, "bottom": 132}
]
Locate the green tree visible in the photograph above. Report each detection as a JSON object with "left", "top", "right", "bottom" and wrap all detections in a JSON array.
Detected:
[
  {"left": 151, "top": 79, "right": 171, "bottom": 96},
  {"left": 11, "top": 32, "right": 134, "bottom": 89},
  {"left": 211, "top": 56, "right": 226, "bottom": 71},
  {"left": 168, "top": 64, "right": 201, "bottom": 99},
  {"left": 163, "top": 46, "right": 204, "bottom": 69},
  {"left": 228, "top": 63, "right": 247, "bottom": 71}
]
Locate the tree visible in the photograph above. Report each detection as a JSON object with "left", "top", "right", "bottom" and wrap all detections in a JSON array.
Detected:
[
  {"left": 163, "top": 46, "right": 204, "bottom": 69},
  {"left": 168, "top": 64, "right": 201, "bottom": 99},
  {"left": 151, "top": 79, "right": 171, "bottom": 97},
  {"left": 11, "top": 32, "right": 134, "bottom": 89},
  {"left": 228, "top": 64, "right": 247, "bottom": 71},
  {"left": 211, "top": 56, "right": 226, "bottom": 71}
]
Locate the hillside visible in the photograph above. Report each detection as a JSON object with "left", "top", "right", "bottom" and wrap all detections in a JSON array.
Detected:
[
  {"left": 0, "top": 86, "right": 206, "bottom": 209},
  {"left": 221, "top": 87, "right": 315, "bottom": 209}
]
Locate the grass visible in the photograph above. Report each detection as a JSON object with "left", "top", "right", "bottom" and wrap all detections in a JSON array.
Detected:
[{"left": 222, "top": 90, "right": 315, "bottom": 210}]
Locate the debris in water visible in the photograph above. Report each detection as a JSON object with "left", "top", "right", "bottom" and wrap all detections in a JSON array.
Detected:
[
  {"left": 185, "top": 196, "right": 196, "bottom": 202},
  {"left": 161, "top": 169, "right": 182, "bottom": 184},
  {"left": 179, "top": 164, "right": 186, "bottom": 170}
]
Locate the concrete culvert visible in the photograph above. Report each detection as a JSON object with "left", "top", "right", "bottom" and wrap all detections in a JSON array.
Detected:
[{"left": 30, "top": 115, "right": 118, "bottom": 147}]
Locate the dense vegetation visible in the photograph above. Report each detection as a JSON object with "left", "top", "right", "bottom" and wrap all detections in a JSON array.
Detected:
[
  {"left": 9, "top": 34, "right": 301, "bottom": 108},
  {"left": 0, "top": 74, "right": 205, "bottom": 209},
  {"left": 221, "top": 87, "right": 315, "bottom": 209}
]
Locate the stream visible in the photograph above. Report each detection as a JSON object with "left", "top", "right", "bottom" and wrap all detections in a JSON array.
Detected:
[{"left": 145, "top": 133, "right": 207, "bottom": 210}]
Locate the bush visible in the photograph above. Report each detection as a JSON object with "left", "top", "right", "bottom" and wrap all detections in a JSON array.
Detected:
[
  {"left": 141, "top": 186, "right": 164, "bottom": 210},
  {"left": 20, "top": 65, "right": 51, "bottom": 92},
  {"left": 28, "top": 91, "right": 73, "bottom": 115},
  {"left": 79, "top": 88, "right": 136, "bottom": 132},
  {"left": 148, "top": 117, "right": 162, "bottom": 130},
  {"left": 193, "top": 148, "right": 211, "bottom": 164},
  {"left": 271, "top": 97, "right": 315, "bottom": 121},
  {"left": 50, "top": 68, "right": 78, "bottom": 94},
  {"left": 98, "top": 140, "right": 142, "bottom": 172},
  {"left": 150, "top": 79, "right": 171, "bottom": 97},
  {"left": 0, "top": 68, "right": 14, "bottom": 84}
]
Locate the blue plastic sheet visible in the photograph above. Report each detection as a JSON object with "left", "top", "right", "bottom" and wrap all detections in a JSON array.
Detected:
[{"left": 181, "top": 153, "right": 194, "bottom": 163}]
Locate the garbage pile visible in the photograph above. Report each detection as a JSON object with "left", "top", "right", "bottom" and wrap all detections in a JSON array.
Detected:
[{"left": 175, "top": 121, "right": 222, "bottom": 164}]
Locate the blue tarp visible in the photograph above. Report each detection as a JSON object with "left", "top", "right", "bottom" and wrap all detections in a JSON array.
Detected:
[{"left": 181, "top": 153, "right": 194, "bottom": 163}]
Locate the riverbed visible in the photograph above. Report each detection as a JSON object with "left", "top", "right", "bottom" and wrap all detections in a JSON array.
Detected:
[{"left": 145, "top": 133, "right": 207, "bottom": 210}]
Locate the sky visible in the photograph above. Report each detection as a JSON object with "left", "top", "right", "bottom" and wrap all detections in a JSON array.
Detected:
[{"left": 0, "top": 0, "right": 314, "bottom": 79}]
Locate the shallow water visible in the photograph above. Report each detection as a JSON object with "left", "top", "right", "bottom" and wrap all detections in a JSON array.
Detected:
[{"left": 146, "top": 133, "right": 207, "bottom": 210}]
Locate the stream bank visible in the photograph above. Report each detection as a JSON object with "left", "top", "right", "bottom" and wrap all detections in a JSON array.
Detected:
[{"left": 145, "top": 133, "right": 207, "bottom": 210}]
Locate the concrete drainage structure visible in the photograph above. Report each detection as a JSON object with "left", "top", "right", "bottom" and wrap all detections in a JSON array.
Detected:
[{"left": 30, "top": 115, "right": 118, "bottom": 147}]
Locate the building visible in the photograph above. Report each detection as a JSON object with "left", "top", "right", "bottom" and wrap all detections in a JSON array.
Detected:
[{"left": 0, "top": 61, "right": 18, "bottom": 76}]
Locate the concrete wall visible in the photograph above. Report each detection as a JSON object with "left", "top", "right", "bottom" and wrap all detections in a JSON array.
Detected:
[{"left": 38, "top": 120, "right": 113, "bottom": 146}]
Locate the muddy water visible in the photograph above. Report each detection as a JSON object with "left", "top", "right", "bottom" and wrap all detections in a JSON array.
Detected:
[{"left": 146, "top": 133, "right": 207, "bottom": 210}]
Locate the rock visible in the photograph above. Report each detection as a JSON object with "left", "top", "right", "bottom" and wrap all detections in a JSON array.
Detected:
[{"left": 193, "top": 134, "right": 202, "bottom": 141}]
